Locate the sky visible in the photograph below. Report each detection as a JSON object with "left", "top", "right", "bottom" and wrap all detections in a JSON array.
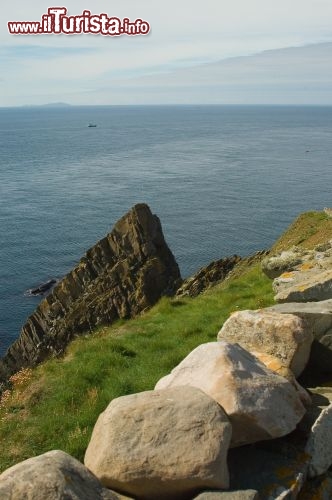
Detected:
[{"left": 1, "top": 0, "right": 332, "bottom": 106}]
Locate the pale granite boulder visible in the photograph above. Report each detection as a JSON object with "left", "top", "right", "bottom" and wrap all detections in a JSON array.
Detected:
[
  {"left": 0, "top": 450, "right": 118, "bottom": 500},
  {"left": 267, "top": 300, "right": 332, "bottom": 340},
  {"left": 305, "top": 402, "right": 332, "bottom": 478},
  {"left": 217, "top": 310, "right": 313, "bottom": 377},
  {"left": 267, "top": 300, "right": 332, "bottom": 376},
  {"left": 274, "top": 269, "right": 332, "bottom": 303},
  {"left": 85, "top": 386, "right": 232, "bottom": 500},
  {"left": 155, "top": 342, "right": 306, "bottom": 447}
]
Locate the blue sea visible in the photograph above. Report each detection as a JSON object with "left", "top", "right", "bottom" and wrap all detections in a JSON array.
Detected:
[{"left": 0, "top": 105, "right": 331, "bottom": 355}]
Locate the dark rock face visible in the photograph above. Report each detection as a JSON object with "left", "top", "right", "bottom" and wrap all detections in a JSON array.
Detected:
[
  {"left": 0, "top": 204, "right": 181, "bottom": 382},
  {"left": 176, "top": 256, "right": 241, "bottom": 298}
]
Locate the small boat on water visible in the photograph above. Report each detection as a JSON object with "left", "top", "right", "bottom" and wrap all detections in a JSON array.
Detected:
[
  {"left": 25, "top": 279, "right": 57, "bottom": 297},
  {"left": 88, "top": 123, "right": 97, "bottom": 128}
]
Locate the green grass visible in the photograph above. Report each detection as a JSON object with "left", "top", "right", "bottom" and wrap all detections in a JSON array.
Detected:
[
  {"left": 1, "top": 210, "right": 331, "bottom": 472},
  {"left": 0, "top": 264, "right": 273, "bottom": 472}
]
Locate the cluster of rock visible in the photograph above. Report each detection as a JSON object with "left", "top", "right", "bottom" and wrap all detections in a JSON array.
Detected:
[
  {"left": 262, "top": 241, "right": 332, "bottom": 302},
  {"left": 2, "top": 241, "right": 332, "bottom": 499},
  {"left": 1, "top": 214, "right": 332, "bottom": 498},
  {"left": 176, "top": 255, "right": 241, "bottom": 297},
  {"left": 0, "top": 204, "right": 181, "bottom": 384}
]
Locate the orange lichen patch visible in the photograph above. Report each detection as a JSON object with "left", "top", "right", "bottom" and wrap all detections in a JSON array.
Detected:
[
  {"left": 254, "top": 353, "right": 284, "bottom": 372},
  {"left": 297, "top": 285, "right": 308, "bottom": 292},
  {"left": 280, "top": 272, "right": 296, "bottom": 279},
  {"left": 275, "top": 466, "right": 296, "bottom": 480},
  {"left": 298, "top": 262, "right": 315, "bottom": 271}
]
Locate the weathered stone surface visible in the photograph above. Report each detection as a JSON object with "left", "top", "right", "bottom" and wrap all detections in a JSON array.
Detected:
[
  {"left": 300, "top": 471, "right": 332, "bottom": 499},
  {"left": 267, "top": 300, "right": 332, "bottom": 377},
  {"left": 274, "top": 269, "right": 332, "bottom": 303},
  {"left": 305, "top": 402, "right": 332, "bottom": 478},
  {"left": 85, "top": 386, "right": 232, "bottom": 500},
  {"left": 176, "top": 255, "right": 241, "bottom": 298},
  {"left": 249, "top": 350, "right": 311, "bottom": 407},
  {"left": 298, "top": 387, "right": 332, "bottom": 439},
  {"left": 264, "top": 240, "right": 332, "bottom": 303},
  {"left": 267, "top": 300, "right": 332, "bottom": 340},
  {"left": 0, "top": 204, "right": 181, "bottom": 383},
  {"left": 262, "top": 247, "right": 308, "bottom": 279},
  {"left": 262, "top": 241, "right": 332, "bottom": 280},
  {"left": 228, "top": 444, "right": 309, "bottom": 500},
  {"left": 192, "top": 491, "right": 259, "bottom": 499},
  {"left": 155, "top": 342, "right": 306, "bottom": 447},
  {"left": 0, "top": 450, "right": 118, "bottom": 499},
  {"left": 217, "top": 310, "right": 313, "bottom": 377}
]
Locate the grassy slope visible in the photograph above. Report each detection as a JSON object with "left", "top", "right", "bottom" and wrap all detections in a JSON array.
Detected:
[
  {"left": 271, "top": 211, "right": 332, "bottom": 253},
  {"left": 0, "top": 210, "right": 330, "bottom": 472}
]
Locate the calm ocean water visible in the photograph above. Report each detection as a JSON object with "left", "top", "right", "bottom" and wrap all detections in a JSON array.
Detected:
[{"left": 0, "top": 105, "right": 331, "bottom": 355}]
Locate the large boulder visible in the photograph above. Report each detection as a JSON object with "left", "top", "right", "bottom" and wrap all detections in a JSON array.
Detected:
[
  {"left": 267, "top": 300, "right": 332, "bottom": 339},
  {"left": 84, "top": 386, "right": 232, "bottom": 500},
  {"left": 217, "top": 309, "right": 313, "bottom": 377},
  {"left": 267, "top": 300, "right": 332, "bottom": 376},
  {"left": 274, "top": 269, "right": 332, "bottom": 303},
  {"left": 0, "top": 450, "right": 118, "bottom": 499},
  {"left": 0, "top": 204, "right": 181, "bottom": 383},
  {"left": 155, "top": 342, "right": 306, "bottom": 447}
]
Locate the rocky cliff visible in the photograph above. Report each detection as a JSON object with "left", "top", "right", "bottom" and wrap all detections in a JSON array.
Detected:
[
  {"left": 0, "top": 204, "right": 181, "bottom": 382},
  {"left": 176, "top": 255, "right": 241, "bottom": 298}
]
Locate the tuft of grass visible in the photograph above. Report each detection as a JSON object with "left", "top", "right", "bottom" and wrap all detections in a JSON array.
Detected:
[{"left": 0, "top": 263, "right": 273, "bottom": 472}]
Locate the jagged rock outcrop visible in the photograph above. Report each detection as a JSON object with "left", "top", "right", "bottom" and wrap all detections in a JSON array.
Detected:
[
  {"left": 0, "top": 204, "right": 181, "bottom": 383},
  {"left": 176, "top": 256, "right": 241, "bottom": 297}
]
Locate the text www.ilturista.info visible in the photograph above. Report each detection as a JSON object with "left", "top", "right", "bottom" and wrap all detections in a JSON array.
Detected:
[{"left": 8, "top": 8, "right": 150, "bottom": 36}]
